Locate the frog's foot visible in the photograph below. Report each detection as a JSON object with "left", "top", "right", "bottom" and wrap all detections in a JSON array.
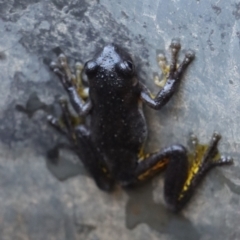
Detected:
[
  {"left": 154, "top": 39, "right": 195, "bottom": 88},
  {"left": 154, "top": 53, "right": 170, "bottom": 88},
  {"left": 50, "top": 55, "right": 88, "bottom": 99},
  {"left": 47, "top": 98, "right": 82, "bottom": 142},
  {"left": 190, "top": 132, "right": 233, "bottom": 179},
  {"left": 170, "top": 42, "right": 195, "bottom": 80},
  {"left": 47, "top": 114, "right": 67, "bottom": 135},
  {"left": 175, "top": 132, "right": 233, "bottom": 211},
  {"left": 50, "top": 54, "right": 73, "bottom": 89}
]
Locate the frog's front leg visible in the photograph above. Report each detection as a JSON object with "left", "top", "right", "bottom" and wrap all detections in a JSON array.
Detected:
[
  {"left": 48, "top": 100, "right": 115, "bottom": 192},
  {"left": 140, "top": 39, "right": 195, "bottom": 110},
  {"left": 134, "top": 133, "right": 233, "bottom": 212},
  {"left": 50, "top": 54, "right": 92, "bottom": 116}
]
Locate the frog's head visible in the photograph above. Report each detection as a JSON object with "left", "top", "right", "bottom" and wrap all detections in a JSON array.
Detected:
[{"left": 83, "top": 44, "right": 138, "bottom": 89}]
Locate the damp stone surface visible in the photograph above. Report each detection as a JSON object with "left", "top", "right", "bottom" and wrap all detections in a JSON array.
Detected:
[{"left": 0, "top": 0, "right": 239, "bottom": 239}]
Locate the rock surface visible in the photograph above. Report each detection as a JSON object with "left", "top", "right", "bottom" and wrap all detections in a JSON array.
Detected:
[{"left": 0, "top": 0, "right": 239, "bottom": 239}]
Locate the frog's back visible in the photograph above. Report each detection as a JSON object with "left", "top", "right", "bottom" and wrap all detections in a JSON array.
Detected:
[
  {"left": 90, "top": 84, "right": 147, "bottom": 151},
  {"left": 83, "top": 44, "right": 147, "bottom": 152},
  {"left": 89, "top": 86, "right": 147, "bottom": 183}
]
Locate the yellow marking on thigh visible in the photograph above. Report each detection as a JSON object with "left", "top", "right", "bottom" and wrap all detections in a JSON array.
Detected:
[{"left": 138, "top": 158, "right": 169, "bottom": 181}]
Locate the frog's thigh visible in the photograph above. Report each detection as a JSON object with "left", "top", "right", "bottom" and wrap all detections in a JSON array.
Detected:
[
  {"left": 74, "top": 126, "right": 115, "bottom": 192},
  {"left": 136, "top": 145, "right": 189, "bottom": 209}
]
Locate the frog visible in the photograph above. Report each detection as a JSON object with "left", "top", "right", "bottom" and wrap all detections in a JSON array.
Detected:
[{"left": 48, "top": 40, "right": 233, "bottom": 212}]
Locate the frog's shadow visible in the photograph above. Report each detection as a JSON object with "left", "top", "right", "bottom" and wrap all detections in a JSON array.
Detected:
[{"left": 124, "top": 179, "right": 201, "bottom": 240}]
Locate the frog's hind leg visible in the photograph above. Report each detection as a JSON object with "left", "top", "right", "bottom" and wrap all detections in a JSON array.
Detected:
[
  {"left": 135, "top": 144, "right": 188, "bottom": 211},
  {"left": 74, "top": 126, "right": 115, "bottom": 192},
  {"left": 47, "top": 100, "right": 115, "bottom": 192},
  {"left": 134, "top": 133, "right": 233, "bottom": 212},
  {"left": 176, "top": 133, "right": 233, "bottom": 210}
]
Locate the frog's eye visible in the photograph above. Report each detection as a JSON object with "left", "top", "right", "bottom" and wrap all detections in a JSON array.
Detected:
[
  {"left": 117, "top": 60, "right": 135, "bottom": 76},
  {"left": 84, "top": 61, "right": 98, "bottom": 77}
]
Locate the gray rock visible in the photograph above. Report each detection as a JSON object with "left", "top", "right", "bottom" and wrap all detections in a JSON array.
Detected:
[{"left": 0, "top": 0, "right": 239, "bottom": 239}]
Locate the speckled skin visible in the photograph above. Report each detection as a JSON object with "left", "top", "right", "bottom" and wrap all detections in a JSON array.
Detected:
[{"left": 49, "top": 42, "right": 232, "bottom": 211}]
